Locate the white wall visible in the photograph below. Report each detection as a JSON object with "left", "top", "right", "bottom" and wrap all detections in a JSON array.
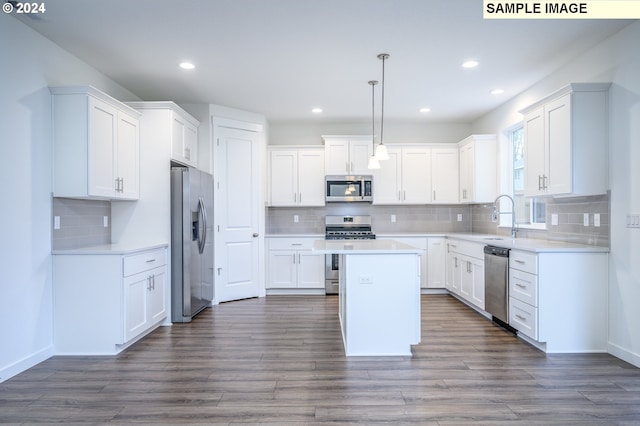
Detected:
[
  {"left": 269, "top": 121, "right": 471, "bottom": 146},
  {"left": 471, "top": 21, "right": 640, "bottom": 367},
  {"left": 0, "top": 14, "right": 140, "bottom": 382}
]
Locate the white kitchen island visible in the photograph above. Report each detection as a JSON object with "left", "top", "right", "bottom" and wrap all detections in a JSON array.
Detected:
[{"left": 314, "top": 240, "right": 422, "bottom": 357}]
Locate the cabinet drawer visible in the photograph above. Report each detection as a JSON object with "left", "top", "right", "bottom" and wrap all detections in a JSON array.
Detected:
[
  {"left": 447, "top": 239, "right": 484, "bottom": 259},
  {"left": 124, "top": 248, "right": 167, "bottom": 277},
  {"left": 509, "top": 268, "right": 538, "bottom": 307},
  {"left": 509, "top": 297, "right": 538, "bottom": 340},
  {"left": 509, "top": 250, "right": 537, "bottom": 274},
  {"left": 267, "top": 238, "right": 318, "bottom": 250}
]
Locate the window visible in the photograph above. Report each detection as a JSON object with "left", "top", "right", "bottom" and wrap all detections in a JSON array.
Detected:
[{"left": 512, "top": 126, "right": 546, "bottom": 229}]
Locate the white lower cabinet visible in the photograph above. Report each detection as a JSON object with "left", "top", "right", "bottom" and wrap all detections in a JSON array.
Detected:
[
  {"left": 508, "top": 249, "right": 608, "bottom": 353},
  {"left": 266, "top": 237, "right": 324, "bottom": 292},
  {"left": 53, "top": 245, "right": 168, "bottom": 354},
  {"left": 445, "top": 238, "right": 485, "bottom": 310},
  {"left": 427, "top": 237, "right": 446, "bottom": 288}
]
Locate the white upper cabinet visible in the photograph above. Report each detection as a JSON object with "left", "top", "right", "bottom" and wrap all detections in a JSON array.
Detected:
[
  {"left": 269, "top": 147, "right": 325, "bottom": 206},
  {"left": 51, "top": 86, "right": 140, "bottom": 200},
  {"left": 322, "top": 135, "right": 373, "bottom": 175},
  {"left": 171, "top": 113, "right": 198, "bottom": 167},
  {"left": 520, "top": 83, "right": 610, "bottom": 197},
  {"left": 373, "top": 146, "right": 431, "bottom": 205},
  {"left": 431, "top": 148, "right": 459, "bottom": 204},
  {"left": 458, "top": 135, "right": 497, "bottom": 203}
]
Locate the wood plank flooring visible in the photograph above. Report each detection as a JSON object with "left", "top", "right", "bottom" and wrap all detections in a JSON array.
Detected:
[{"left": 2, "top": 294, "right": 640, "bottom": 424}]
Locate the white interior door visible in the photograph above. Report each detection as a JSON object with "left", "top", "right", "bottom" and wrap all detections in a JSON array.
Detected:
[{"left": 214, "top": 123, "right": 262, "bottom": 303}]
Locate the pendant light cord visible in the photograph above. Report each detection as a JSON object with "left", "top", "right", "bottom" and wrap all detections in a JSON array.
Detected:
[
  {"left": 377, "top": 53, "right": 389, "bottom": 146},
  {"left": 369, "top": 80, "right": 378, "bottom": 151}
]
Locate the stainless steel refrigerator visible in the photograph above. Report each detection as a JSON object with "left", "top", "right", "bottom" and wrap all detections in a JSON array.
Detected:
[{"left": 170, "top": 165, "right": 214, "bottom": 322}]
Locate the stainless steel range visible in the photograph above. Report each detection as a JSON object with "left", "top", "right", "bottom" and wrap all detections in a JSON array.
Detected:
[{"left": 324, "top": 215, "right": 375, "bottom": 294}]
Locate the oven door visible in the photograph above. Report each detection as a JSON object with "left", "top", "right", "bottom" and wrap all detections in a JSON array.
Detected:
[{"left": 325, "top": 253, "right": 340, "bottom": 294}]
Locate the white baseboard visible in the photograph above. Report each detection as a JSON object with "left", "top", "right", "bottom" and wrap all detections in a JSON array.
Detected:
[
  {"left": 0, "top": 346, "right": 54, "bottom": 383},
  {"left": 608, "top": 342, "right": 640, "bottom": 368}
]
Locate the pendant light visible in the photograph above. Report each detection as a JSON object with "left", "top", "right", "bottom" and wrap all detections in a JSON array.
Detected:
[
  {"left": 367, "top": 80, "right": 381, "bottom": 170},
  {"left": 374, "top": 53, "right": 390, "bottom": 161}
]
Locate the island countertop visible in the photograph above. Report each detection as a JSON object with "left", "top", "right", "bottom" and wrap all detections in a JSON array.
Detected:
[{"left": 313, "top": 239, "right": 422, "bottom": 254}]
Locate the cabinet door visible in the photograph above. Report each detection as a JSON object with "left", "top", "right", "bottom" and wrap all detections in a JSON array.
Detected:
[
  {"left": 402, "top": 148, "right": 431, "bottom": 204},
  {"left": 297, "top": 150, "right": 325, "bottom": 206},
  {"left": 183, "top": 121, "right": 198, "bottom": 166},
  {"left": 373, "top": 148, "right": 402, "bottom": 204},
  {"left": 459, "top": 144, "right": 474, "bottom": 202},
  {"left": 459, "top": 256, "right": 473, "bottom": 301},
  {"left": 149, "top": 268, "right": 167, "bottom": 324},
  {"left": 470, "top": 259, "right": 485, "bottom": 310},
  {"left": 324, "top": 139, "right": 350, "bottom": 174},
  {"left": 297, "top": 251, "right": 325, "bottom": 289},
  {"left": 269, "top": 150, "right": 298, "bottom": 206},
  {"left": 427, "top": 238, "right": 445, "bottom": 288},
  {"left": 349, "top": 139, "right": 373, "bottom": 175},
  {"left": 523, "top": 107, "right": 545, "bottom": 196},
  {"left": 88, "top": 97, "right": 117, "bottom": 197},
  {"left": 116, "top": 112, "right": 139, "bottom": 199},
  {"left": 431, "top": 148, "right": 459, "bottom": 204},
  {"left": 545, "top": 93, "right": 572, "bottom": 195},
  {"left": 171, "top": 115, "right": 185, "bottom": 162},
  {"left": 124, "top": 273, "right": 149, "bottom": 342},
  {"left": 268, "top": 250, "right": 297, "bottom": 288}
]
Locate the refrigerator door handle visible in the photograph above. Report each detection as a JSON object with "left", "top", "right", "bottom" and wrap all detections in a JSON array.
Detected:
[{"left": 198, "top": 197, "right": 207, "bottom": 254}]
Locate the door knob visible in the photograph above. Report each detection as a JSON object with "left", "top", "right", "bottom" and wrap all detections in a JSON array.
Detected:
[{"left": 252, "top": 233, "right": 259, "bottom": 237}]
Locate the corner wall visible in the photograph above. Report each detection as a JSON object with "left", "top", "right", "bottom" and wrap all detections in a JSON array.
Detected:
[
  {"left": 0, "top": 14, "right": 141, "bottom": 382},
  {"left": 471, "top": 21, "right": 640, "bottom": 367}
]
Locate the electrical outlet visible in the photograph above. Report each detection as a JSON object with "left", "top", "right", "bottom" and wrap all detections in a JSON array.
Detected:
[
  {"left": 594, "top": 214, "right": 600, "bottom": 227},
  {"left": 293, "top": 215, "right": 299, "bottom": 223},
  {"left": 583, "top": 213, "right": 589, "bottom": 227},
  {"left": 359, "top": 275, "right": 373, "bottom": 284},
  {"left": 103, "top": 216, "right": 109, "bottom": 227},
  {"left": 391, "top": 215, "right": 396, "bottom": 223},
  {"left": 457, "top": 214, "right": 463, "bottom": 222},
  {"left": 551, "top": 214, "right": 559, "bottom": 226},
  {"left": 54, "top": 216, "right": 60, "bottom": 230}
]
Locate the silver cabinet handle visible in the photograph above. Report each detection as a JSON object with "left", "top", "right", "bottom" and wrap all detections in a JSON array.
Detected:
[
  {"left": 292, "top": 254, "right": 296, "bottom": 264},
  {"left": 346, "top": 161, "right": 349, "bottom": 173},
  {"left": 515, "top": 283, "right": 526, "bottom": 288},
  {"left": 398, "top": 191, "right": 401, "bottom": 201},
  {"left": 217, "top": 267, "right": 222, "bottom": 275},
  {"left": 543, "top": 175, "right": 548, "bottom": 190},
  {"left": 293, "top": 192, "right": 297, "bottom": 203},
  {"left": 514, "top": 259, "right": 525, "bottom": 264},
  {"left": 433, "top": 190, "right": 436, "bottom": 201},
  {"left": 299, "top": 192, "right": 302, "bottom": 203},
  {"left": 253, "top": 233, "right": 259, "bottom": 238},
  {"left": 291, "top": 243, "right": 303, "bottom": 246},
  {"left": 515, "top": 314, "right": 527, "bottom": 321},
  {"left": 145, "top": 259, "right": 156, "bottom": 263},
  {"left": 350, "top": 162, "right": 354, "bottom": 173},
  {"left": 403, "top": 190, "right": 406, "bottom": 201}
]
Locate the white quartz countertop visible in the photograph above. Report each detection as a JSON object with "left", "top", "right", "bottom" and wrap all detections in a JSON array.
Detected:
[
  {"left": 313, "top": 239, "right": 422, "bottom": 254},
  {"left": 446, "top": 233, "right": 609, "bottom": 253},
  {"left": 52, "top": 242, "right": 168, "bottom": 255}
]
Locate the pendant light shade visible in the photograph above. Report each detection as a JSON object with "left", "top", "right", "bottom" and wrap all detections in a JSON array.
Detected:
[
  {"left": 374, "top": 53, "right": 390, "bottom": 161},
  {"left": 367, "top": 79, "right": 380, "bottom": 170}
]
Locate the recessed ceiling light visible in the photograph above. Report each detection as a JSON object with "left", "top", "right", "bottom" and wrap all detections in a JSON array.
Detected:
[
  {"left": 462, "top": 60, "right": 479, "bottom": 69},
  {"left": 491, "top": 88, "right": 505, "bottom": 95},
  {"left": 419, "top": 107, "right": 431, "bottom": 113},
  {"left": 179, "top": 62, "right": 195, "bottom": 70},
  {"left": 311, "top": 108, "right": 323, "bottom": 114}
]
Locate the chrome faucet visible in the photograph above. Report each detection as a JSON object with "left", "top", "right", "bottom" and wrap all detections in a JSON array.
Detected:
[{"left": 492, "top": 194, "right": 518, "bottom": 238}]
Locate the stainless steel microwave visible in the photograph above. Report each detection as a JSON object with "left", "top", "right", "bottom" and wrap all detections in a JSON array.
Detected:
[{"left": 325, "top": 175, "right": 373, "bottom": 202}]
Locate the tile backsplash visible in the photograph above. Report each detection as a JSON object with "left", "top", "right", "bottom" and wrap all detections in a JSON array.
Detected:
[
  {"left": 267, "top": 204, "right": 472, "bottom": 235},
  {"left": 268, "top": 193, "right": 610, "bottom": 247},
  {"left": 52, "top": 198, "right": 111, "bottom": 250},
  {"left": 472, "top": 193, "right": 610, "bottom": 247}
]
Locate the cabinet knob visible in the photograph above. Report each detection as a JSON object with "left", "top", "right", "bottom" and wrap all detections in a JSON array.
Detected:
[{"left": 252, "top": 233, "right": 259, "bottom": 238}]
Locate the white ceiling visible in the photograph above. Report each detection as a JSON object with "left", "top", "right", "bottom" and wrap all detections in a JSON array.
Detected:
[{"left": 15, "top": 0, "right": 633, "bottom": 123}]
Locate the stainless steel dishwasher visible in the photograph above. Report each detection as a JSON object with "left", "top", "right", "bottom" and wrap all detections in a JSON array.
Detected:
[{"left": 484, "top": 245, "right": 511, "bottom": 328}]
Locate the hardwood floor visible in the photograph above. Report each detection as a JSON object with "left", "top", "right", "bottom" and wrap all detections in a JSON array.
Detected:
[{"left": 2, "top": 294, "right": 640, "bottom": 424}]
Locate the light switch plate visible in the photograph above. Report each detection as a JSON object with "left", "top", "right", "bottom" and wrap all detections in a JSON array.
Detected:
[
  {"left": 293, "top": 215, "right": 299, "bottom": 223},
  {"left": 594, "top": 214, "right": 600, "bottom": 227},
  {"left": 391, "top": 215, "right": 396, "bottom": 223},
  {"left": 627, "top": 214, "right": 640, "bottom": 228},
  {"left": 457, "top": 214, "right": 463, "bottom": 222},
  {"left": 54, "top": 216, "right": 60, "bottom": 230},
  {"left": 103, "top": 216, "right": 109, "bottom": 227},
  {"left": 583, "top": 213, "right": 589, "bottom": 227},
  {"left": 551, "top": 214, "right": 559, "bottom": 226}
]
